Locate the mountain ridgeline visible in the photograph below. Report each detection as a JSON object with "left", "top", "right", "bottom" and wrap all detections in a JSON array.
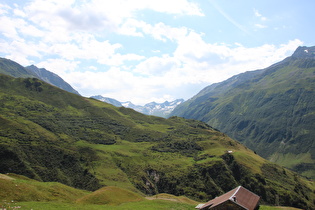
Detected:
[
  {"left": 25, "top": 65, "right": 80, "bottom": 95},
  {"left": 171, "top": 46, "right": 315, "bottom": 179},
  {"left": 0, "top": 57, "right": 79, "bottom": 95}
]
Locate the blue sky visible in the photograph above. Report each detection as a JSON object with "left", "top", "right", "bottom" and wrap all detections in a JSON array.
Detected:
[{"left": 0, "top": 0, "right": 314, "bottom": 105}]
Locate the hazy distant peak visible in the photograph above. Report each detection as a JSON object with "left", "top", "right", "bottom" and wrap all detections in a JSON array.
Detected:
[{"left": 91, "top": 95, "right": 184, "bottom": 118}]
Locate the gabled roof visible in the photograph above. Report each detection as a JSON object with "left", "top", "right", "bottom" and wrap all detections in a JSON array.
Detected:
[{"left": 198, "top": 186, "right": 260, "bottom": 210}]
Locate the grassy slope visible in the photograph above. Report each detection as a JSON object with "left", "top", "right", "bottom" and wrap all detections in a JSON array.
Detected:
[
  {"left": 0, "top": 174, "right": 302, "bottom": 210},
  {"left": 0, "top": 58, "right": 36, "bottom": 78},
  {"left": 171, "top": 56, "right": 315, "bottom": 179},
  {"left": 0, "top": 74, "right": 314, "bottom": 209},
  {"left": 0, "top": 173, "right": 196, "bottom": 209}
]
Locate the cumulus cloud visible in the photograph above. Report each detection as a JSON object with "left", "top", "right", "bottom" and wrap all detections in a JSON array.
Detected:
[
  {"left": 134, "top": 55, "right": 181, "bottom": 76},
  {"left": 36, "top": 58, "right": 80, "bottom": 75},
  {"left": 23, "top": 0, "right": 203, "bottom": 34},
  {"left": 0, "top": 0, "right": 196, "bottom": 68},
  {"left": 60, "top": 37, "right": 302, "bottom": 104}
]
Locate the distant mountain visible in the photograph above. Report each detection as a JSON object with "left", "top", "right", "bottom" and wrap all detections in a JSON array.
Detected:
[
  {"left": 26, "top": 65, "right": 80, "bottom": 95},
  {"left": 0, "top": 57, "right": 37, "bottom": 78},
  {"left": 90, "top": 95, "right": 123, "bottom": 107},
  {"left": 91, "top": 95, "right": 184, "bottom": 118},
  {"left": 140, "top": 99, "right": 185, "bottom": 117},
  {"left": 171, "top": 46, "right": 315, "bottom": 179},
  {"left": 0, "top": 73, "right": 314, "bottom": 209},
  {"left": 0, "top": 57, "right": 80, "bottom": 95}
]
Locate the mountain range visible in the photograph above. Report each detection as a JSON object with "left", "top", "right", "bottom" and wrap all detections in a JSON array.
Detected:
[
  {"left": 171, "top": 46, "right": 315, "bottom": 179},
  {"left": 0, "top": 57, "right": 183, "bottom": 118},
  {"left": 91, "top": 95, "right": 184, "bottom": 118}
]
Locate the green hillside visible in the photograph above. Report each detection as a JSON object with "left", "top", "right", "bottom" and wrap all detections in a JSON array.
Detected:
[
  {"left": 171, "top": 46, "right": 315, "bottom": 179},
  {"left": 0, "top": 173, "right": 195, "bottom": 209},
  {"left": 0, "top": 57, "right": 79, "bottom": 95},
  {"left": 0, "top": 57, "right": 37, "bottom": 78},
  {"left": 0, "top": 173, "right": 306, "bottom": 210},
  {"left": 0, "top": 73, "right": 314, "bottom": 209}
]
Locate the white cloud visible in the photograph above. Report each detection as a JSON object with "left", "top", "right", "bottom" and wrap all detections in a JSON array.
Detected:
[
  {"left": 0, "top": 16, "right": 23, "bottom": 39},
  {"left": 254, "top": 9, "right": 267, "bottom": 21},
  {"left": 89, "top": 66, "right": 98, "bottom": 71},
  {"left": 63, "top": 37, "right": 302, "bottom": 104},
  {"left": 174, "top": 31, "right": 230, "bottom": 65},
  {"left": 22, "top": 0, "right": 203, "bottom": 36},
  {"left": 0, "top": 38, "right": 47, "bottom": 65},
  {"left": 0, "top": 0, "right": 200, "bottom": 67},
  {"left": 13, "top": 8, "right": 26, "bottom": 17},
  {"left": 137, "top": 0, "right": 204, "bottom": 16},
  {"left": 134, "top": 54, "right": 181, "bottom": 76},
  {"left": 118, "top": 20, "right": 189, "bottom": 42},
  {"left": 118, "top": 19, "right": 145, "bottom": 37},
  {"left": 36, "top": 58, "right": 80, "bottom": 75},
  {"left": 253, "top": 9, "right": 268, "bottom": 29},
  {"left": 0, "top": 3, "right": 10, "bottom": 15},
  {"left": 142, "top": 22, "right": 188, "bottom": 42},
  {"left": 255, "top": 24, "right": 267, "bottom": 29}
]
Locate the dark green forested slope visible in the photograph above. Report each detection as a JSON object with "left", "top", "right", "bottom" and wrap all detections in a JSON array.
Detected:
[
  {"left": 171, "top": 46, "right": 315, "bottom": 179},
  {"left": 0, "top": 73, "right": 314, "bottom": 209}
]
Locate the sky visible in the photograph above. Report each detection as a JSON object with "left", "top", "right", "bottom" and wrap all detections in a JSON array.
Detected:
[{"left": 0, "top": 0, "right": 314, "bottom": 105}]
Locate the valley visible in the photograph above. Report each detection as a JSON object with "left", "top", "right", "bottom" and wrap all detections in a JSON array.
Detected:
[
  {"left": 171, "top": 46, "right": 315, "bottom": 179},
  {"left": 0, "top": 71, "right": 314, "bottom": 209}
]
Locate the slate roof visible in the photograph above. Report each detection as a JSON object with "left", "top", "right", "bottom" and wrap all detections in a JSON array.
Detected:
[{"left": 198, "top": 186, "right": 260, "bottom": 210}]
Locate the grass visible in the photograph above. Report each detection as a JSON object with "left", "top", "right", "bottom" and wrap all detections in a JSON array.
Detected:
[
  {"left": 17, "top": 200, "right": 195, "bottom": 210},
  {"left": 12, "top": 201, "right": 303, "bottom": 210},
  {"left": 76, "top": 186, "right": 144, "bottom": 205},
  {"left": 0, "top": 174, "right": 89, "bottom": 203},
  {"left": 269, "top": 152, "right": 314, "bottom": 168},
  {"left": 233, "top": 150, "right": 266, "bottom": 174},
  {"left": 260, "top": 206, "right": 302, "bottom": 210},
  {"left": 0, "top": 173, "right": 306, "bottom": 210},
  {"left": 0, "top": 174, "right": 196, "bottom": 209}
]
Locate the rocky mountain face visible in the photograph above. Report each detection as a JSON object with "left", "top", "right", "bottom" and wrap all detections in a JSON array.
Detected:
[
  {"left": 0, "top": 73, "right": 314, "bottom": 209},
  {"left": 91, "top": 95, "right": 184, "bottom": 118},
  {"left": 171, "top": 46, "right": 315, "bottom": 179},
  {"left": 0, "top": 57, "right": 79, "bottom": 95}
]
